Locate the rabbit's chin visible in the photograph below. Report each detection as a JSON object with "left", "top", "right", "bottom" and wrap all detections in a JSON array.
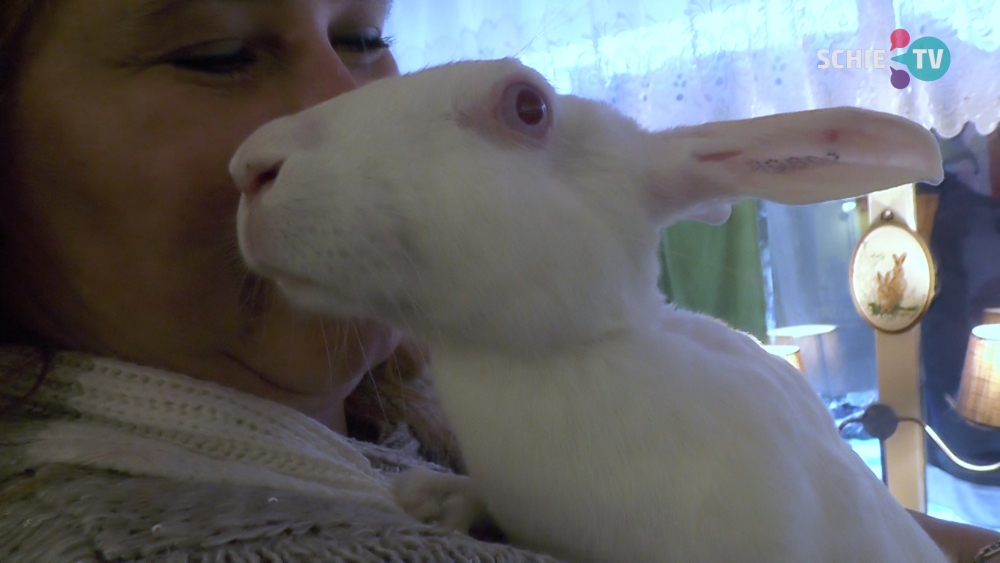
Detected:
[
  {"left": 272, "top": 275, "right": 424, "bottom": 331},
  {"left": 271, "top": 275, "right": 356, "bottom": 316}
]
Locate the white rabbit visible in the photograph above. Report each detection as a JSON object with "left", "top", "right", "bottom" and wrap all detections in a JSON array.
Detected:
[{"left": 230, "top": 58, "right": 947, "bottom": 563}]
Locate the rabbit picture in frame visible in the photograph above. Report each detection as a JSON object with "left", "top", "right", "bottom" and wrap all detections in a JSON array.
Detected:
[
  {"left": 230, "top": 59, "right": 947, "bottom": 562},
  {"left": 851, "top": 217, "right": 938, "bottom": 334},
  {"left": 877, "top": 253, "right": 909, "bottom": 314}
]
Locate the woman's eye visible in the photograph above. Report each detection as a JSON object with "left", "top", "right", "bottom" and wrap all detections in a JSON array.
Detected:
[
  {"left": 330, "top": 33, "right": 393, "bottom": 53},
  {"left": 330, "top": 31, "right": 393, "bottom": 68},
  {"left": 169, "top": 46, "right": 258, "bottom": 76}
]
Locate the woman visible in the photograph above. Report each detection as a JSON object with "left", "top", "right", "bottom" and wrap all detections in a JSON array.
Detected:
[
  {"left": 0, "top": 0, "right": 539, "bottom": 560},
  {"left": 0, "top": 0, "right": 996, "bottom": 561}
]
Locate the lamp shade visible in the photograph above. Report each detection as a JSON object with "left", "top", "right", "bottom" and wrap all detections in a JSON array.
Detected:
[
  {"left": 762, "top": 344, "right": 804, "bottom": 373},
  {"left": 768, "top": 324, "right": 836, "bottom": 340},
  {"left": 955, "top": 324, "right": 1000, "bottom": 428},
  {"left": 768, "top": 324, "right": 840, "bottom": 394},
  {"left": 983, "top": 308, "right": 1000, "bottom": 325}
]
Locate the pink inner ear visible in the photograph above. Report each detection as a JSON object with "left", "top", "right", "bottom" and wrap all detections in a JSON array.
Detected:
[
  {"left": 679, "top": 203, "right": 733, "bottom": 225},
  {"left": 695, "top": 150, "right": 743, "bottom": 162},
  {"left": 688, "top": 204, "right": 733, "bottom": 225}
]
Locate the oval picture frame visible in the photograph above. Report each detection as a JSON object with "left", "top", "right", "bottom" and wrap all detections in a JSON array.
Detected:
[{"left": 849, "top": 216, "right": 936, "bottom": 334}]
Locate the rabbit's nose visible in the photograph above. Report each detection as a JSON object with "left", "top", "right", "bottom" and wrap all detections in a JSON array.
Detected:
[{"left": 235, "top": 158, "right": 284, "bottom": 200}]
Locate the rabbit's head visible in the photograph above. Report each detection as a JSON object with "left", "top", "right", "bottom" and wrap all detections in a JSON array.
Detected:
[{"left": 230, "top": 58, "right": 942, "bottom": 352}]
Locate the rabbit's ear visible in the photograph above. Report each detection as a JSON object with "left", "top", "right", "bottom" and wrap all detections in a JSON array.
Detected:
[
  {"left": 675, "top": 202, "right": 735, "bottom": 225},
  {"left": 685, "top": 204, "right": 733, "bottom": 225},
  {"left": 641, "top": 107, "right": 943, "bottom": 225}
]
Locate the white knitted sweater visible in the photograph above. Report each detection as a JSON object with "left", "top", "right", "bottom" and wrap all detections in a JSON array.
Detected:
[{"left": 0, "top": 346, "right": 560, "bottom": 563}]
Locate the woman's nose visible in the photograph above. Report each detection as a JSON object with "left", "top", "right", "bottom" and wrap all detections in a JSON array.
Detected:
[
  {"left": 286, "top": 40, "right": 360, "bottom": 114},
  {"left": 233, "top": 42, "right": 358, "bottom": 200}
]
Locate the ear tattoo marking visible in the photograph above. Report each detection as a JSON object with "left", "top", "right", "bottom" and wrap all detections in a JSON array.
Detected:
[
  {"left": 747, "top": 152, "right": 840, "bottom": 172},
  {"left": 695, "top": 150, "right": 744, "bottom": 162}
]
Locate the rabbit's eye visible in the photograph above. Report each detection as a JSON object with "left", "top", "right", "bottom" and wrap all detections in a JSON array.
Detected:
[
  {"left": 516, "top": 88, "right": 546, "bottom": 125},
  {"left": 500, "top": 83, "right": 551, "bottom": 141}
]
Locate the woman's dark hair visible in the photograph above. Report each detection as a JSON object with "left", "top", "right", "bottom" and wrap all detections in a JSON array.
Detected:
[
  {"left": 2, "top": 0, "right": 58, "bottom": 336},
  {"left": 0, "top": 0, "right": 59, "bottom": 418},
  {"left": 346, "top": 340, "right": 464, "bottom": 472},
  {"left": 0, "top": 0, "right": 41, "bottom": 95}
]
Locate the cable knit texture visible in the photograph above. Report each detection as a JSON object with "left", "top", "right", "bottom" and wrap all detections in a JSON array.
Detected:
[{"left": 0, "top": 346, "right": 559, "bottom": 562}]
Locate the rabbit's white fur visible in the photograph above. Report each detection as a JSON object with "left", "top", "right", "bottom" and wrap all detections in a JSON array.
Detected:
[{"left": 231, "top": 58, "right": 947, "bottom": 562}]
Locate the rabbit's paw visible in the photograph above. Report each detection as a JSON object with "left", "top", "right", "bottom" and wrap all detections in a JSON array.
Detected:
[{"left": 390, "top": 467, "right": 489, "bottom": 534}]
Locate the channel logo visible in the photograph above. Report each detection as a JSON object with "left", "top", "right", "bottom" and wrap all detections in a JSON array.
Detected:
[
  {"left": 887, "top": 28, "right": 950, "bottom": 89},
  {"left": 816, "top": 28, "right": 950, "bottom": 90}
]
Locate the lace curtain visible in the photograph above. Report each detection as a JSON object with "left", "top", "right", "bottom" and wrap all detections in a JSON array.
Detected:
[{"left": 385, "top": 0, "right": 1000, "bottom": 137}]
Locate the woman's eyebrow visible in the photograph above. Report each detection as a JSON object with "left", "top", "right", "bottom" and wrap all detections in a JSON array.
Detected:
[
  {"left": 132, "top": 0, "right": 391, "bottom": 24},
  {"left": 118, "top": 0, "right": 251, "bottom": 49},
  {"left": 131, "top": 0, "right": 258, "bottom": 23}
]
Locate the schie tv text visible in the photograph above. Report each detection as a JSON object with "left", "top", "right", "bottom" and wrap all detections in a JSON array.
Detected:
[{"left": 817, "top": 49, "right": 888, "bottom": 69}]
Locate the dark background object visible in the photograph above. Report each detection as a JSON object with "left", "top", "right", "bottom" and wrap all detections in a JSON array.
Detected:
[{"left": 919, "top": 174, "right": 1000, "bottom": 486}]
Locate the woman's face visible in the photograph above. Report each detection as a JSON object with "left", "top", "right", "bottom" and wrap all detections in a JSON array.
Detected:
[{"left": 4, "top": 0, "right": 402, "bottom": 430}]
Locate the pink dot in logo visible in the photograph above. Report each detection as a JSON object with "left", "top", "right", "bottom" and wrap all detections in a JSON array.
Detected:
[{"left": 890, "top": 29, "right": 910, "bottom": 51}]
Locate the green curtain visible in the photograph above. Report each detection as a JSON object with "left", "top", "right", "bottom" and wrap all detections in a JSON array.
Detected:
[{"left": 657, "top": 200, "right": 767, "bottom": 341}]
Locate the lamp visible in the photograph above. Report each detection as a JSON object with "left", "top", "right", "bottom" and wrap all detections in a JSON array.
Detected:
[
  {"left": 761, "top": 344, "right": 804, "bottom": 373},
  {"left": 955, "top": 324, "right": 1000, "bottom": 428},
  {"left": 983, "top": 308, "right": 1000, "bottom": 325},
  {"left": 768, "top": 324, "right": 840, "bottom": 394},
  {"left": 842, "top": 323, "right": 1000, "bottom": 475}
]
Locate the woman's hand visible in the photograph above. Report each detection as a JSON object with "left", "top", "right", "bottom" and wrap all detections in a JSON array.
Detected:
[{"left": 910, "top": 510, "right": 1000, "bottom": 563}]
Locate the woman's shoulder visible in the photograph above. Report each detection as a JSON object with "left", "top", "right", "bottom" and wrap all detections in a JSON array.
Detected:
[
  {"left": 0, "top": 462, "right": 561, "bottom": 563},
  {"left": 0, "top": 346, "right": 562, "bottom": 562}
]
